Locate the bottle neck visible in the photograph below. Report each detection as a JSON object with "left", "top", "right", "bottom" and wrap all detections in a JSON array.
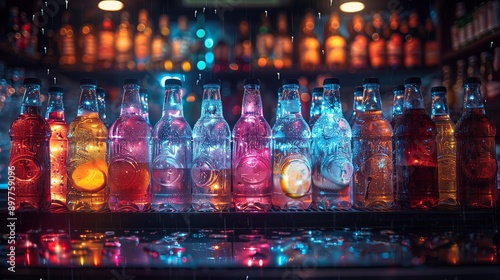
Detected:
[
  {"left": 201, "top": 85, "right": 223, "bottom": 117},
  {"left": 21, "top": 84, "right": 42, "bottom": 115},
  {"left": 363, "top": 83, "right": 382, "bottom": 111},
  {"left": 276, "top": 89, "right": 284, "bottom": 119},
  {"left": 323, "top": 84, "right": 342, "bottom": 117},
  {"left": 78, "top": 85, "right": 99, "bottom": 116},
  {"left": 97, "top": 92, "right": 108, "bottom": 124},
  {"left": 162, "top": 85, "right": 184, "bottom": 117},
  {"left": 463, "top": 83, "right": 485, "bottom": 111},
  {"left": 45, "top": 92, "right": 65, "bottom": 121},
  {"left": 352, "top": 92, "right": 363, "bottom": 113},
  {"left": 310, "top": 94, "right": 322, "bottom": 117},
  {"left": 242, "top": 84, "right": 264, "bottom": 116},
  {"left": 392, "top": 91, "right": 404, "bottom": 116},
  {"left": 120, "top": 84, "right": 142, "bottom": 116},
  {"left": 140, "top": 91, "right": 150, "bottom": 123},
  {"left": 431, "top": 93, "right": 451, "bottom": 117},
  {"left": 280, "top": 84, "right": 301, "bottom": 115},
  {"left": 404, "top": 84, "right": 424, "bottom": 110}
]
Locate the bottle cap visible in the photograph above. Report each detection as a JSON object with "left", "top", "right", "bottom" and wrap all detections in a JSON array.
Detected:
[
  {"left": 80, "top": 78, "right": 97, "bottom": 86},
  {"left": 244, "top": 78, "right": 260, "bottom": 86},
  {"left": 124, "top": 78, "right": 140, "bottom": 85},
  {"left": 165, "top": 78, "right": 182, "bottom": 86},
  {"left": 282, "top": 79, "right": 299, "bottom": 86},
  {"left": 354, "top": 86, "right": 364, "bottom": 93},
  {"left": 323, "top": 78, "right": 340, "bottom": 86},
  {"left": 362, "top": 77, "right": 379, "bottom": 84},
  {"left": 404, "top": 77, "right": 421, "bottom": 85},
  {"left": 430, "top": 86, "right": 447, "bottom": 94},
  {"left": 48, "top": 86, "right": 63, "bottom": 93},
  {"left": 96, "top": 87, "right": 105, "bottom": 94},
  {"left": 393, "top": 85, "right": 405, "bottom": 92},
  {"left": 312, "top": 87, "right": 323, "bottom": 93},
  {"left": 464, "top": 76, "right": 481, "bottom": 85},
  {"left": 24, "top": 78, "right": 41, "bottom": 85},
  {"left": 203, "top": 78, "right": 221, "bottom": 86}
]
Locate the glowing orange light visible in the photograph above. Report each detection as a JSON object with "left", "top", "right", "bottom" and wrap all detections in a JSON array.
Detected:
[
  {"left": 229, "top": 63, "right": 239, "bottom": 71},
  {"left": 187, "top": 95, "right": 196, "bottom": 102},
  {"left": 300, "top": 92, "right": 311, "bottom": 102},
  {"left": 257, "top": 57, "right": 267, "bottom": 67},
  {"left": 181, "top": 61, "right": 191, "bottom": 72}
]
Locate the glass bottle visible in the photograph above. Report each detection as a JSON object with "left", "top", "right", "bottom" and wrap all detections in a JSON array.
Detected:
[
  {"left": 298, "top": 11, "right": 321, "bottom": 71},
  {"left": 272, "top": 79, "right": 312, "bottom": 210},
  {"left": 311, "top": 78, "right": 353, "bottom": 209},
  {"left": 309, "top": 87, "right": 323, "bottom": 130},
  {"left": 232, "top": 79, "right": 272, "bottom": 211},
  {"left": 67, "top": 79, "right": 108, "bottom": 212},
  {"left": 391, "top": 84, "right": 405, "bottom": 205},
  {"left": 395, "top": 77, "right": 438, "bottom": 209},
  {"left": 96, "top": 87, "right": 109, "bottom": 128},
  {"left": 424, "top": 17, "right": 439, "bottom": 68},
  {"left": 213, "top": 38, "right": 230, "bottom": 72},
  {"left": 134, "top": 9, "right": 152, "bottom": 71},
  {"left": 430, "top": 86, "right": 457, "bottom": 206},
  {"left": 234, "top": 20, "right": 252, "bottom": 72},
  {"left": 151, "top": 14, "right": 170, "bottom": 71},
  {"left": 273, "top": 13, "right": 293, "bottom": 70},
  {"left": 115, "top": 12, "right": 134, "bottom": 71},
  {"left": 97, "top": 13, "right": 115, "bottom": 70},
  {"left": 191, "top": 79, "right": 231, "bottom": 211},
  {"left": 256, "top": 13, "right": 274, "bottom": 68},
  {"left": 387, "top": 12, "right": 404, "bottom": 69},
  {"left": 140, "top": 88, "right": 150, "bottom": 125},
  {"left": 455, "top": 77, "right": 498, "bottom": 208},
  {"left": 453, "top": 59, "right": 466, "bottom": 117},
  {"left": 404, "top": 11, "right": 423, "bottom": 69},
  {"left": 368, "top": 13, "right": 386, "bottom": 69},
  {"left": 324, "top": 12, "right": 347, "bottom": 71},
  {"left": 348, "top": 86, "right": 364, "bottom": 127},
  {"left": 58, "top": 11, "right": 76, "bottom": 66},
  {"left": 274, "top": 87, "right": 284, "bottom": 125},
  {"left": 152, "top": 79, "right": 192, "bottom": 211},
  {"left": 352, "top": 78, "right": 393, "bottom": 209},
  {"left": 45, "top": 86, "right": 68, "bottom": 207},
  {"left": 8, "top": 78, "right": 51, "bottom": 210},
  {"left": 349, "top": 14, "right": 369, "bottom": 71},
  {"left": 79, "top": 24, "right": 97, "bottom": 72},
  {"left": 171, "top": 16, "right": 192, "bottom": 72}
]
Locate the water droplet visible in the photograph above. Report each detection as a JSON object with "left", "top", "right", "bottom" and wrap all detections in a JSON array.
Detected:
[
  {"left": 265, "top": 10, "right": 268, "bottom": 17},
  {"left": 54, "top": 77, "right": 57, "bottom": 84},
  {"left": 277, "top": 72, "right": 280, "bottom": 80},
  {"left": 330, "top": 0, "right": 333, "bottom": 6},
  {"left": 45, "top": 1, "right": 48, "bottom": 6},
  {"left": 194, "top": 10, "right": 197, "bottom": 17},
  {"left": 41, "top": 28, "right": 44, "bottom": 35},
  {"left": 65, "top": 0, "right": 68, "bottom": 9},
  {"left": 322, "top": 49, "right": 325, "bottom": 55},
  {"left": 32, "top": 14, "right": 35, "bottom": 21},
  {"left": 491, "top": 41, "right": 494, "bottom": 48},
  {"left": 203, "top": 7, "right": 205, "bottom": 12},
  {"left": 214, "top": 8, "right": 217, "bottom": 14},
  {"left": 44, "top": 47, "right": 47, "bottom": 54},
  {"left": 41, "top": 9, "right": 43, "bottom": 16},
  {"left": 318, "top": 12, "right": 321, "bottom": 19},
  {"left": 196, "top": 80, "right": 199, "bottom": 85},
  {"left": 291, "top": 36, "right": 294, "bottom": 42},
  {"left": 198, "top": 73, "right": 202, "bottom": 80},
  {"left": 47, "top": 68, "right": 50, "bottom": 75}
]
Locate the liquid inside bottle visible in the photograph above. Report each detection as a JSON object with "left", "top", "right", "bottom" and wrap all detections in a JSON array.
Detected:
[
  {"left": 352, "top": 78, "right": 393, "bottom": 209},
  {"left": 311, "top": 78, "right": 353, "bottom": 209},
  {"left": 67, "top": 79, "right": 108, "bottom": 212},
  {"left": 45, "top": 86, "right": 68, "bottom": 208},
  {"left": 232, "top": 79, "right": 272, "bottom": 211},
  {"left": 191, "top": 79, "right": 231, "bottom": 211},
  {"left": 152, "top": 79, "right": 192, "bottom": 211},
  {"left": 108, "top": 79, "right": 152, "bottom": 212},
  {"left": 272, "top": 79, "right": 312, "bottom": 210},
  {"left": 348, "top": 86, "right": 364, "bottom": 127},
  {"left": 9, "top": 78, "right": 51, "bottom": 210},
  {"left": 309, "top": 87, "right": 323, "bottom": 130},
  {"left": 455, "top": 77, "right": 498, "bottom": 208},
  {"left": 96, "top": 87, "right": 109, "bottom": 128},
  {"left": 395, "top": 77, "right": 438, "bottom": 209},
  {"left": 431, "top": 86, "right": 458, "bottom": 206}
]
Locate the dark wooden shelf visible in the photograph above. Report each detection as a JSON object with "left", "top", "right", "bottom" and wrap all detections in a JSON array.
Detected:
[{"left": 441, "top": 30, "right": 500, "bottom": 65}]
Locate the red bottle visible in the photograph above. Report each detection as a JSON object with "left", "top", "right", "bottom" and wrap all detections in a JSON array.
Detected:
[
  {"left": 394, "top": 77, "right": 438, "bottom": 209},
  {"left": 8, "top": 78, "right": 51, "bottom": 210}
]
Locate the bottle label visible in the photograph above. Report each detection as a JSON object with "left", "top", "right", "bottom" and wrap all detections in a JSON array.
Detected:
[
  {"left": 278, "top": 154, "right": 311, "bottom": 198},
  {"left": 387, "top": 33, "right": 403, "bottom": 67},
  {"left": 82, "top": 35, "right": 97, "bottom": 63},
  {"left": 235, "top": 155, "right": 271, "bottom": 184},
  {"left": 404, "top": 38, "right": 422, "bottom": 68},
  {"left": 10, "top": 156, "right": 42, "bottom": 182},
  {"left": 397, "top": 138, "right": 437, "bottom": 166},
  {"left": 461, "top": 138, "right": 498, "bottom": 179},
  {"left": 299, "top": 37, "right": 321, "bottom": 67},
  {"left": 353, "top": 138, "right": 392, "bottom": 194},
  {"left": 350, "top": 35, "right": 368, "bottom": 69},
  {"left": 62, "top": 36, "right": 75, "bottom": 56},
  {"left": 191, "top": 156, "right": 217, "bottom": 188},
  {"left": 152, "top": 154, "right": 184, "bottom": 187},
  {"left": 115, "top": 28, "right": 132, "bottom": 53},
  {"left": 325, "top": 35, "right": 346, "bottom": 66},
  {"left": 424, "top": 41, "right": 439, "bottom": 67},
  {"left": 369, "top": 38, "right": 386, "bottom": 68},
  {"left": 135, "top": 33, "right": 150, "bottom": 61},
  {"left": 109, "top": 156, "right": 149, "bottom": 191},
  {"left": 151, "top": 36, "right": 165, "bottom": 61},
  {"left": 98, "top": 31, "right": 114, "bottom": 60}
]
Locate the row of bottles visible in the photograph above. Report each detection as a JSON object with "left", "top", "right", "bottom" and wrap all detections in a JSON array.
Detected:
[{"left": 9, "top": 74, "right": 498, "bottom": 212}]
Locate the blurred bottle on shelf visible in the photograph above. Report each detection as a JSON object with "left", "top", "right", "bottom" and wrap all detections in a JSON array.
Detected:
[
  {"left": 352, "top": 78, "right": 393, "bottom": 209},
  {"left": 234, "top": 20, "right": 252, "bottom": 72},
  {"left": 134, "top": 9, "right": 152, "bottom": 71},
  {"left": 115, "top": 12, "right": 134, "bottom": 70},
  {"left": 58, "top": 12, "right": 76, "bottom": 66},
  {"left": 151, "top": 14, "right": 171, "bottom": 71},
  {"left": 96, "top": 87, "right": 109, "bottom": 128},
  {"left": 454, "top": 2, "right": 466, "bottom": 50},
  {"left": 348, "top": 14, "right": 369, "bottom": 71},
  {"left": 256, "top": 13, "right": 274, "bottom": 69},
  {"left": 97, "top": 13, "right": 115, "bottom": 70},
  {"left": 152, "top": 79, "right": 192, "bottom": 211},
  {"left": 45, "top": 86, "right": 68, "bottom": 207},
  {"left": 67, "top": 79, "right": 108, "bottom": 212},
  {"left": 486, "top": 0, "right": 500, "bottom": 32},
  {"left": 140, "top": 88, "right": 150, "bottom": 124},
  {"left": 171, "top": 16, "right": 192, "bottom": 72},
  {"left": 441, "top": 65, "right": 457, "bottom": 118},
  {"left": 480, "top": 51, "right": 493, "bottom": 99},
  {"left": 311, "top": 79, "right": 353, "bottom": 209},
  {"left": 324, "top": 12, "right": 347, "bottom": 71},
  {"left": 455, "top": 77, "right": 498, "bottom": 208},
  {"left": 404, "top": 11, "right": 423, "bottom": 69},
  {"left": 17, "top": 12, "right": 32, "bottom": 53},
  {"left": 424, "top": 17, "right": 439, "bottom": 68},
  {"left": 430, "top": 86, "right": 457, "bottom": 206},
  {"left": 8, "top": 78, "right": 51, "bottom": 210},
  {"left": 272, "top": 79, "right": 312, "bottom": 210},
  {"left": 213, "top": 37, "right": 230, "bottom": 72},
  {"left": 453, "top": 59, "right": 466, "bottom": 116},
  {"left": 367, "top": 13, "right": 386, "bottom": 69},
  {"left": 394, "top": 77, "right": 438, "bottom": 209},
  {"left": 79, "top": 24, "right": 97, "bottom": 71},
  {"left": 348, "top": 86, "right": 364, "bottom": 127},
  {"left": 298, "top": 11, "right": 321, "bottom": 71},
  {"left": 191, "top": 79, "right": 231, "bottom": 211},
  {"left": 109, "top": 79, "right": 152, "bottom": 212},
  {"left": 232, "top": 79, "right": 272, "bottom": 211},
  {"left": 309, "top": 87, "right": 323, "bottom": 130},
  {"left": 386, "top": 12, "right": 404, "bottom": 69},
  {"left": 273, "top": 13, "right": 293, "bottom": 70}
]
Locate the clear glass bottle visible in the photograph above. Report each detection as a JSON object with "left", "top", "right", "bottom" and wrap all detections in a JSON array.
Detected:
[
  {"left": 45, "top": 86, "right": 68, "bottom": 207},
  {"left": 394, "top": 77, "right": 438, "bottom": 209},
  {"left": 58, "top": 11, "right": 76, "bottom": 66},
  {"left": 191, "top": 79, "right": 231, "bottom": 211},
  {"left": 274, "top": 87, "right": 284, "bottom": 125},
  {"left": 115, "top": 12, "right": 134, "bottom": 71},
  {"left": 255, "top": 13, "right": 274, "bottom": 68},
  {"left": 352, "top": 78, "right": 393, "bottom": 209},
  {"left": 67, "top": 79, "right": 108, "bottom": 211},
  {"left": 298, "top": 11, "right": 321, "bottom": 71},
  {"left": 151, "top": 14, "right": 170, "bottom": 71},
  {"left": 109, "top": 79, "right": 152, "bottom": 212},
  {"left": 134, "top": 9, "right": 152, "bottom": 71},
  {"left": 309, "top": 87, "right": 323, "bottom": 130},
  {"left": 348, "top": 86, "right": 364, "bottom": 127},
  {"left": 8, "top": 78, "right": 51, "bottom": 210},
  {"left": 455, "top": 77, "right": 498, "bottom": 208},
  {"left": 368, "top": 13, "right": 386, "bottom": 69},
  {"left": 273, "top": 13, "right": 293, "bottom": 70},
  {"left": 97, "top": 13, "right": 115, "bottom": 70},
  {"left": 152, "top": 79, "right": 192, "bottom": 211},
  {"left": 96, "top": 87, "right": 109, "bottom": 128},
  {"left": 272, "top": 79, "right": 312, "bottom": 210},
  {"left": 139, "top": 88, "right": 150, "bottom": 124},
  {"left": 311, "top": 78, "right": 353, "bottom": 209},
  {"left": 324, "top": 12, "right": 347, "bottom": 71},
  {"left": 232, "top": 79, "right": 272, "bottom": 211},
  {"left": 430, "top": 86, "right": 457, "bottom": 206}
]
